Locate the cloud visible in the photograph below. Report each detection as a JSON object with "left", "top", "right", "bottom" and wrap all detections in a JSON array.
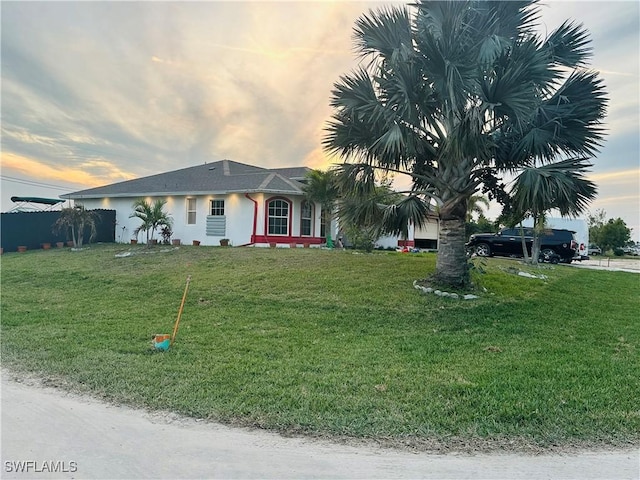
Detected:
[
  {"left": 588, "top": 169, "right": 640, "bottom": 183},
  {"left": 2, "top": 152, "right": 135, "bottom": 188}
]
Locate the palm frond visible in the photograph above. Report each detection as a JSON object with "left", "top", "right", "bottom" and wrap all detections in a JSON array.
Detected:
[
  {"left": 539, "top": 70, "right": 608, "bottom": 157},
  {"left": 353, "top": 6, "right": 412, "bottom": 62},
  {"left": 543, "top": 20, "right": 592, "bottom": 68},
  {"left": 510, "top": 157, "right": 597, "bottom": 218},
  {"left": 475, "top": 1, "right": 539, "bottom": 63},
  {"left": 379, "top": 195, "right": 434, "bottom": 236},
  {"left": 332, "top": 163, "right": 379, "bottom": 199},
  {"left": 302, "top": 169, "right": 339, "bottom": 211}
]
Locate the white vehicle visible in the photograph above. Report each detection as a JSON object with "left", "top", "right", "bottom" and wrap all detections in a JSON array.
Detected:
[{"left": 588, "top": 245, "right": 602, "bottom": 256}]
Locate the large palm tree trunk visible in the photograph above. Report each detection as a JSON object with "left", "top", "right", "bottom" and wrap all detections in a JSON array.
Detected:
[
  {"left": 435, "top": 216, "right": 469, "bottom": 287},
  {"left": 436, "top": 196, "right": 469, "bottom": 286}
]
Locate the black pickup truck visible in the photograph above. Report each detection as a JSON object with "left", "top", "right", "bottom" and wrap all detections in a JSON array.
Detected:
[{"left": 466, "top": 227, "right": 578, "bottom": 263}]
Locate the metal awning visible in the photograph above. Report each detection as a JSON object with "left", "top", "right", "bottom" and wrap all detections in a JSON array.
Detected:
[{"left": 8, "top": 196, "right": 66, "bottom": 212}]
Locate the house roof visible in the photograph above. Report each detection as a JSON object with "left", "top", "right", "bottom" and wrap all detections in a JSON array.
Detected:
[{"left": 61, "top": 160, "right": 311, "bottom": 199}]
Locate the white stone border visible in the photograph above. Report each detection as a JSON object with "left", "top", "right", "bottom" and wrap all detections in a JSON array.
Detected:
[{"left": 412, "top": 280, "right": 479, "bottom": 300}]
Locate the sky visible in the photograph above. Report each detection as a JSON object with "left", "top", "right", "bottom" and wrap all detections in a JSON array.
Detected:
[{"left": 2, "top": 1, "right": 639, "bottom": 239}]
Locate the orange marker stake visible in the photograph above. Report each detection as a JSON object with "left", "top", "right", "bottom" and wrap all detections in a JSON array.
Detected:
[{"left": 171, "top": 275, "right": 192, "bottom": 346}]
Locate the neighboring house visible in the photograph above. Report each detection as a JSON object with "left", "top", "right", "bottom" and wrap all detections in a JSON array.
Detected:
[
  {"left": 61, "top": 160, "right": 328, "bottom": 247},
  {"left": 373, "top": 218, "right": 440, "bottom": 250}
]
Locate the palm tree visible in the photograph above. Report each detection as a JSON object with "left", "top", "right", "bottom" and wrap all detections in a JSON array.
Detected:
[
  {"left": 335, "top": 179, "right": 406, "bottom": 247},
  {"left": 324, "top": 1, "right": 607, "bottom": 287},
  {"left": 466, "top": 195, "right": 490, "bottom": 223},
  {"left": 130, "top": 199, "right": 173, "bottom": 244},
  {"left": 52, "top": 205, "right": 99, "bottom": 248},
  {"left": 302, "top": 169, "right": 339, "bottom": 248},
  {"left": 510, "top": 158, "right": 597, "bottom": 263}
]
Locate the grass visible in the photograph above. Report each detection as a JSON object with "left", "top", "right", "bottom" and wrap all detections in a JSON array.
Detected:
[{"left": 1, "top": 244, "right": 639, "bottom": 451}]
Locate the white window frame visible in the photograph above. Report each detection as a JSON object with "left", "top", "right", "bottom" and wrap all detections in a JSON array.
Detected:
[
  {"left": 267, "top": 198, "right": 289, "bottom": 236},
  {"left": 300, "top": 201, "right": 312, "bottom": 237},
  {"left": 186, "top": 198, "right": 197, "bottom": 225},
  {"left": 210, "top": 199, "right": 225, "bottom": 216}
]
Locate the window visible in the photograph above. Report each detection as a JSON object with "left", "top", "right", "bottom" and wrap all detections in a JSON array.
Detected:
[
  {"left": 267, "top": 198, "right": 289, "bottom": 235},
  {"left": 300, "top": 201, "right": 312, "bottom": 236},
  {"left": 502, "top": 228, "right": 533, "bottom": 237},
  {"left": 206, "top": 199, "right": 226, "bottom": 236},
  {"left": 186, "top": 198, "right": 196, "bottom": 224},
  {"left": 210, "top": 199, "right": 225, "bottom": 216}
]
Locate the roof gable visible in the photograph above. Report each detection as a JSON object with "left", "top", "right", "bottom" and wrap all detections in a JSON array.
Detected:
[{"left": 62, "top": 160, "right": 310, "bottom": 199}]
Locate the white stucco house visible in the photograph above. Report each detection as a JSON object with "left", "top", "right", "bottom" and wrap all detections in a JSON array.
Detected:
[
  {"left": 61, "top": 158, "right": 441, "bottom": 249},
  {"left": 61, "top": 160, "right": 329, "bottom": 247}
]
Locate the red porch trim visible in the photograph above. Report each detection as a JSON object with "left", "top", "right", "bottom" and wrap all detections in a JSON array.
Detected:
[
  {"left": 398, "top": 240, "right": 415, "bottom": 247},
  {"left": 253, "top": 235, "right": 324, "bottom": 245}
]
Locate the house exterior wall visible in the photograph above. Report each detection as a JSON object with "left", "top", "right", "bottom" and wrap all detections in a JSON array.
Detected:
[
  {"left": 371, "top": 218, "right": 440, "bottom": 250},
  {"left": 78, "top": 193, "right": 324, "bottom": 247},
  {"left": 413, "top": 218, "right": 439, "bottom": 248}
]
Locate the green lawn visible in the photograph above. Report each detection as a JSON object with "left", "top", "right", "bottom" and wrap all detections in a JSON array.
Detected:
[{"left": 1, "top": 244, "right": 638, "bottom": 451}]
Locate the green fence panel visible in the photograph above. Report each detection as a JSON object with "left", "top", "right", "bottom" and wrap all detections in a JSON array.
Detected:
[{"left": 1, "top": 209, "right": 115, "bottom": 252}]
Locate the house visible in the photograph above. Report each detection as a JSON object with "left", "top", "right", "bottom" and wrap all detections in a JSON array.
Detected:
[
  {"left": 61, "top": 160, "right": 328, "bottom": 247},
  {"left": 374, "top": 219, "right": 440, "bottom": 250},
  {"left": 61, "top": 159, "right": 441, "bottom": 249}
]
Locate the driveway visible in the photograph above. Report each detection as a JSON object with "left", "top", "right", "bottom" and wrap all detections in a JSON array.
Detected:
[
  {"left": 570, "top": 257, "right": 640, "bottom": 273},
  {"left": 1, "top": 373, "right": 638, "bottom": 479}
]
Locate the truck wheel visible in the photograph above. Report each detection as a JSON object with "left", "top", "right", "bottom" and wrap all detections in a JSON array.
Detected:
[
  {"left": 475, "top": 243, "right": 491, "bottom": 257},
  {"left": 541, "top": 248, "right": 556, "bottom": 258}
]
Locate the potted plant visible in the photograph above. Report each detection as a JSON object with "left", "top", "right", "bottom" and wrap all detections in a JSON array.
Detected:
[
  {"left": 172, "top": 239, "right": 181, "bottom": 246},
  {"left": 17, "top": 246, "right": 27, "bottom": 253},
  {"left": 269, "top": 242, "right": 277, "bottom": 248},
  {"left": 219, "top": 238, "right": 230, "bottom": 247},
  {"left": 42, "top": 242, "right": 51, "bottom": 250},
  {"left": 130, "top": 238, "right": 138, "bottom": 245},
  {"left": 303, "top": 242, "right": 311, "bottom": 248},
  {"left": 56, "top": 242, "right": 65, "bottom": 248},
  {"left": 193, "top": 240, "right": 201, "bottom": 246},
  {"left": 160, "top": 225, "right": 173, "bottom": 245}
]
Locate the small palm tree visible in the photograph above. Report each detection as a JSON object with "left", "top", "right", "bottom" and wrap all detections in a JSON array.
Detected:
[
  {"left": 335, "top": 177, "right": 408, "bottom": 246},
  {"left": 302, "top": 170, "right": 339, "bottom": 248},
  {"left": 52, "top": 205, "right": 99, "bottom": 248},
  {"left": 130, "top": 199, "right": 173, "bottom": 245},
  {"left": 510, "top": 158, "right": 597, "bottom": 263},
  {"left": 334, "top": 166, "right": 432, "bottom": 242},
  {"left": 466, "top": 195, "right": 490, "bottom": 222}
]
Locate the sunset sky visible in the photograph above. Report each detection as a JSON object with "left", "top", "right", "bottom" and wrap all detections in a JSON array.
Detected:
[{"left": 2, "top": 1, "right": 638, "bottom": 239}]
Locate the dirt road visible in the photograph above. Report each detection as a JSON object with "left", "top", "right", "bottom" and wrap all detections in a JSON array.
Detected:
[{"left": 1, "top": 374, "right": 638, "bottom": 479}]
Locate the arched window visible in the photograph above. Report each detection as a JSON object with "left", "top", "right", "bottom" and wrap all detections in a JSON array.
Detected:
[
  {"left": 300, "top": 201, "right": 313, "bottom": 236},
  {"left": 267, "top": 198, "right": 290, "bottom": 235}
]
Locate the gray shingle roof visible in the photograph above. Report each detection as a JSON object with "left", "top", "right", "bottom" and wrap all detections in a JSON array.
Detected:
[{"left": 61, "top": 160, "right": 311, "bottom": 199}]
